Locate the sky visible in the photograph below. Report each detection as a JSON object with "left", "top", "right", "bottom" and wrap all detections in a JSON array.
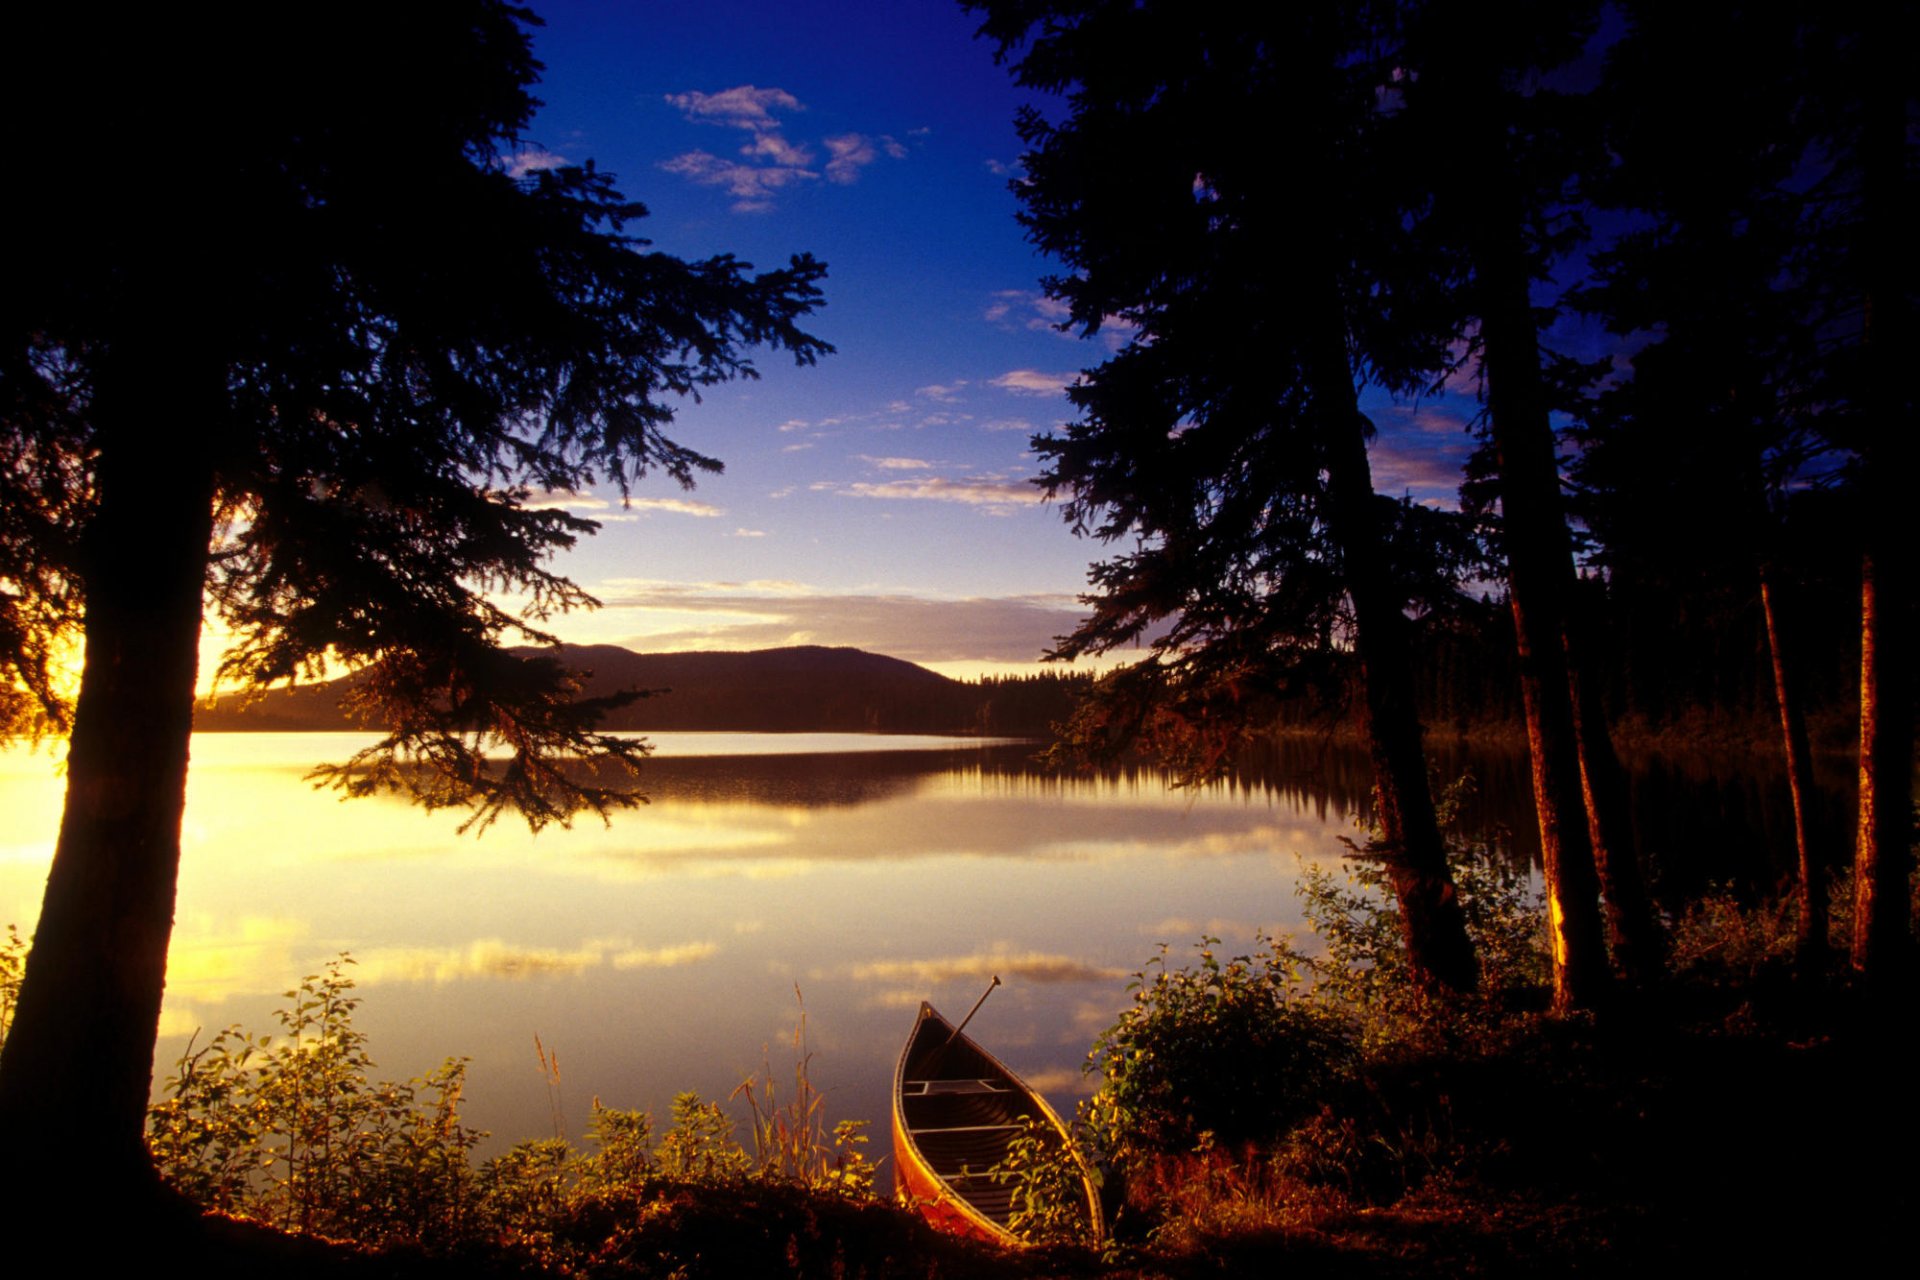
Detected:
[{"left": 433, "top": 0, "right": 1481, "bottom": 680}]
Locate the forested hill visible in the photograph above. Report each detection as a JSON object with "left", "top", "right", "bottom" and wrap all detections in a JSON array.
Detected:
[{"left": 192, "top": 644, "right": 1089, "bottom": 736}]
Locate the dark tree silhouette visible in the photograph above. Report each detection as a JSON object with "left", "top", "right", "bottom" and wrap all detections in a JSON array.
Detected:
[
  {"left": 1576, "top": 0, "right": 1915, "bottom": 978},
  {"left": 1575, "top": 1, "right": 1841, "bottom": 963},
  {"left": 970, "top": 1, "right": 1477, "bottom": 992},
  {"left": 1392, "top": 0, "right": 1665, "bottom": 1007},
  {"left": 0, "top": 2, "right": 828, "bottom": 1213}
]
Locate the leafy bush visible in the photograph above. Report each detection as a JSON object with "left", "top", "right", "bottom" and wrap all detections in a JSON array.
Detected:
[
  {"left": 1084, "top": 777, "right": 1549, "bottom": 1175},
  {"left": 1293, "top": 774, "right": 1549, "bottom": 1052},
  {"left": 1085, "top": 938, "right": 1357, "bottom": 1164},
  {"left": 987, "top": 1115, "right": 1100, "bottom": 1246},
  {"left": 147, "top": 955, "right": 485, "bottom": 1246}
]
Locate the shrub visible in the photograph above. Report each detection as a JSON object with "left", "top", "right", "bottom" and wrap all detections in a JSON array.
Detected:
[
  {"left": 1293, "top": 774, "right": 1549, "bottom": 1052},
  {"left": 147, "top": 955, "right": 485, "bottom": 1246},
  {"left": 987, "top": 1115, "right": 1101, "bottom": 1247},
  {"left": 145, "top": 957, "right": 876, "bottom": 1266},
  {"left": 1085, "top": 938, "right": 1357, "bottom": 1165}
]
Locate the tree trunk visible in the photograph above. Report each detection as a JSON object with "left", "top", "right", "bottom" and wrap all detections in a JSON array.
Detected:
[
  {"left": 1564, "top": 603, "right": 1665, "bottom": 984},
  {"left": 1846, "top": 22, "right": 1916, "bottom": 985},
  {"left": 1851, "top": 536, "right": 1912, "bottom": 979},
  {"left": 0, "top": 341, "right": 219, "bottom": 1211},
  {"left": 1759, "top": 568, "right": 1828, "bottom": 963},
  {"left": 1318, "top": 361, "right": 1478, "bottom": 995},
  {"left": 1478, "top": 230, "right": 1611, "bottom": 1013}
]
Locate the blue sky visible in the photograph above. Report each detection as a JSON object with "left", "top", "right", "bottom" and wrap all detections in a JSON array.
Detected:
[{"left": 483, "top": 0, "right": 1478, "bottom": 677}]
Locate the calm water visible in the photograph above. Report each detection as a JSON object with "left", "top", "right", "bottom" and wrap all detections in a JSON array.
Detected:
[{"left": 0, "top": 731, "right": 1841, "bottom": 1159}]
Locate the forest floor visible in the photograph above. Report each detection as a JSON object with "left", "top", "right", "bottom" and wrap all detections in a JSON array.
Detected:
[{"left": 139, "top": 952, "right": 1914, "bottom": 1278}]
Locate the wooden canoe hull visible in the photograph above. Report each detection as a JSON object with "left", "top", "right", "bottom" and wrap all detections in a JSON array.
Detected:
[{"left": 891, "top": 1001, "right": 1101, "bottom": 1246}]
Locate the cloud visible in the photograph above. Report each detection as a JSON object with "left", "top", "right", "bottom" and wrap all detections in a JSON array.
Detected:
[
  {"left": 986, "top": 289, "right": 1072, "bottom": 332},
  {"left": 353, "top": 936, "right": 717, "bottom": 983},
  {"left": 823, "top": 133, "right": 879, "bottom": 183},
  {"left": 857, "top": 455, "right": 935, "bottom": 470},
  {"left": 991, "top": 369, "right": 1078, "bottom": 396},
  {"left": 659, "top": 149, "right": 817, "bottom": 211},
  {"left": 662, "top": 87, "right": 903, "bottom": 210},
  {"left": 160, "top": 915, "right": 309, "bottom": 1010},
  {"left": 628, "top": 497, "right": 723, "bottom": 518},
  {"left": 740, "top": 131, "right": 815, "bottom": 167},
  {"left": 609, "top": 942, "right": 719, "bottom": 969},
  {"left": 665, "top": 85, "right": 803, "bottom": 132},
  {"left": 988, "top": 290, "right": 1136, "bottom": 352},
  {"left": 732, "top": 527, "right": 766, "bottom": 538},
  {"left": 981, "top": 417, "right": 1037, "bottom": 434},
  {"left": 503, "top": 148, "right": 568, "bottom": 178},
  {"left": 847, "top": 946, "right": 1126, "bottom": 987},
  {"left": 524, "top": 490, "right": 609, "bottom": 511},
  {"left": 837, "top": 477, "right": 1040, "bottom": 510},
  {"left": 916, "top": 380, "right": 968, "bottom": 402},
  {"left": 1370, "top": 404, "right": 1474, "bottom": 503},
  {"left": 588, "top": 581, "right": 1091, "bottom": 664}
]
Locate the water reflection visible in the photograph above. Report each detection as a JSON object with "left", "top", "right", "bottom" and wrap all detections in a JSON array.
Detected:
[{"left": 0, "top": 730, "right": 1847, "bottom": 1165}]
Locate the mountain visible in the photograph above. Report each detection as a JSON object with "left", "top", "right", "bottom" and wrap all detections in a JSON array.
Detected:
[{"left": 192, "top": 644, "right": 1075, "bottom": 735}]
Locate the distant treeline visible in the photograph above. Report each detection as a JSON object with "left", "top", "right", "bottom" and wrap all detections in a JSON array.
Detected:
[
  {"left": 1268, "top": 569, "right": 1862, "bottom": 753},
  {"left": 195, "top": 644, "right": 1097, "bottom": 738}
]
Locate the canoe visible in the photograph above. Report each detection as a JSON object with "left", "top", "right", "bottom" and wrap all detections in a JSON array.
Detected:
[{"left": 891, "top": 1001, "right": 1101, "bottom": 1246}]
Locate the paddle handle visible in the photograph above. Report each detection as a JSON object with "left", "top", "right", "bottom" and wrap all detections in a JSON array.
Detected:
[{"left": 945, "top": 974, "right": 1001, "bottom": 1048}]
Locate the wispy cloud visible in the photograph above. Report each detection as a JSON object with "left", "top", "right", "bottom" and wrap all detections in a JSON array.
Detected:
[
  {"left": 916, "top": 380, "right": 968, "bottom": 402},
  {"left": 610, "top": 942, "right": 719, "bottom": 969},
  {"left": 1371, "top": 403, "right": 1473, "bottom": 505},
  {"left": 665, "top": 85, "right": 803, "bottom": 131},
  {"left": 836, "top": 476, "right": 1039, "bottom": 511},
  {"left": 991, "top": 369, "right": 1078, "bottom": 396},
  {"left": 354, "top": 936, "right": 717, "bottom": 984},
  {"left": 985, "top": 289, "right": 1071, "bottom": 331},
  {"left": 856, "top": 456, "right": 935, "bottom": 470},
  {"left": 824, "top": 133, "right": 877, "bottom": 183},
  {"left": 503, "top": 148, "right": 568, "bottom": 178},
  {"left": 847, "top": 946, "right": 1126, "bottom": 987},
  {"left": 988, "top": 290, "right": 1136, "bottom": 352},
  {"left": 661, "top": 86, "right": 905, "bottom": 211},
  {"left": 588, "top": 580, "right": 1089, "bottom": 664},
  {"left": 658, "top": 150, "right": 816, "bottom": 212},
  {"left": 628, "top": 497, "right": 724, "bottom": 518}
]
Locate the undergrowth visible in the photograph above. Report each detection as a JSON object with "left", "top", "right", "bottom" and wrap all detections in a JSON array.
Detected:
[
  {"left": 142, "top": 958, "right": 877, "bottom": 1270},
  {"left": 1057, "top": 775, "right": 1559, "bottom": 1253}
]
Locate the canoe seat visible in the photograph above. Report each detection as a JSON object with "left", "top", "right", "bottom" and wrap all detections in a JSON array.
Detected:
[
  {"left": 903, "top": 1079, "right": 1010, "bottom": 1096},
  {"left": 907, "top": 1121, "right": 1027, "bottom": 1136}
]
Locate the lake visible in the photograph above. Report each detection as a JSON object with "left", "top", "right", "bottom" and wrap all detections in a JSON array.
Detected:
[{"left": 0, "top": 730, "right": 1841, "bottom": 1161}]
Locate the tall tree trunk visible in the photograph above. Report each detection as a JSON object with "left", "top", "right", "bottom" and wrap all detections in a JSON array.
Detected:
[
  {"left": 1852, "top": 546, "right": 1912, "bottom": 978},
  {"left": 1314, "top": 326, "right": 1477, "bottom": 994},
  {"left": 0, "top": 340, "right": 219, "bottom": 1211},
  {"left": 1478, "top": 229, "right": 1612, "bottom": 1013},
  {"left": 1850, "top": 31, "right": 1915, "bottom": 983},
  {"left": 1564, "top": 603, "right": 1664, "bottom": 984},
  {"left": 1759, "top": 567, "right": 1828, "bottom": 963}
]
